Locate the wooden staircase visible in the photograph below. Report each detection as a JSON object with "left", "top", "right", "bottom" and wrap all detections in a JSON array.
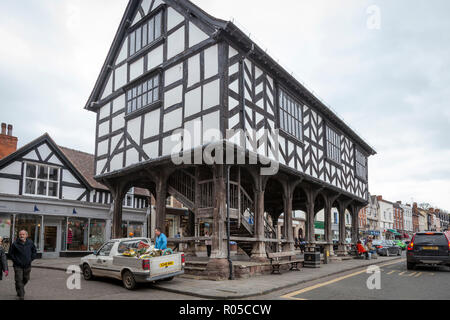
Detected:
[{"left": 166, "top": 169, "right": 277, "bottom": 258}]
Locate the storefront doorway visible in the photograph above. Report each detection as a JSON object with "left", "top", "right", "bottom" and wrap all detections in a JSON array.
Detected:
[{"left": 43, "top": 222, "right": 60, "bottom": 259}]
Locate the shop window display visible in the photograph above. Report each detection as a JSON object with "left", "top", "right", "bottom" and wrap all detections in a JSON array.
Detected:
[
  {"left": 14, "top": 214, "right": 42, "bottom": 250},
  {"left": 89, "top": 219, "right": 106, "bottom": 251},
  {"left": 0, "top": 214, "right": 12, "bottom": 252},
  {"left": 128, "top": 222, "right": 143, "bottom": 238},
  {"left": 67, "top": 218, "right": 88, "bottom": 251}
]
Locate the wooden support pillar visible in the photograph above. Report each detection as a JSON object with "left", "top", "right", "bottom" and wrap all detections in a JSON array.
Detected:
[
  {"left": 251, "top": 187, "right": 266, "bottom": 260},
  {"left": 155, "top": 175, "right": 168, "bottom": 232},
  {"left": 324, "top": 199, "right": 333, "bottom": 255},
  {"left": 282, "top": 190, "right": 294, "bottom": 252},
  {"left": 210, "top": 165, "right": 227, "bottom": 259},
  {"left": 351, "top": 205, "right": 361, "bottom": 244},
  {"left": 110, "top": 181, "right": 128, "bottom": 239},
  {"left": 336, "top": 200, "right": 351, "bottom": 256}
]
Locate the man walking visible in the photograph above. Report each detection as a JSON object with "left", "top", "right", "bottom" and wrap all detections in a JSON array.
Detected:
[
  {"left": 154, "top": 227, "right": 167, "bottom": 250},
  {"left": 8, "top": 230, "right": 37, "bottom": 300}
]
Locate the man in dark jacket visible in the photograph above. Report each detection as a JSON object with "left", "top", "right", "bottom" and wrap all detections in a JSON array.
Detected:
[{"left": 9, "top": 230, "right": 37, "bottom": 299}]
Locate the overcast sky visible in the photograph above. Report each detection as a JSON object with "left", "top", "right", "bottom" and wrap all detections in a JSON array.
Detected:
[{"left": 1, "top": 0, "right": 449, "bottom": 209}]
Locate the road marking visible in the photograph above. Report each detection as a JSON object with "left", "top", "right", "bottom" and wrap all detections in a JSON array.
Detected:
[
  {"left": 281, "top": 259, "right": 405, "bottom": 300},
  {"left": 399, "top": 271, "right": 406, "bottom": 276},
  {"left": 387, "top": 270, "right": 398, "bottom": 275},
  {"left": 429, "top": 273, "right": 435, "bottom": 276},
  {"left": 414, "top": 272, "right": 422, "bottom": 278},
  {"left": 407, "top": 272, "right": 417, "bottom": 277}
]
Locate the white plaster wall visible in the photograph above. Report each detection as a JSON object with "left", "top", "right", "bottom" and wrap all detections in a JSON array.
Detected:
[
  {"left": 143, "top": 141, "right": 159, "bottom": 159},
  {"left": 163, "top": 108, "right": 182, "bottom": 132},
  {"left": 188, "top": 54, "right": 201, "bottom": 87},
  {"left": 111, "top": 114, "right": 125, "bottom": 132},
  {"left": 62, "top": 169, "right": 79, "bottom": 184},
  {"left": 189, "top": 22, "right": 209, "bottom": 48},
  {"left": 0, "top": 178, "right": 19, "bottom": 195},
  {"left": 102, "top": 74, "right": 113, "bottom": 99},
  {"left": 126, "top": 148, "right": 140, "bottom": 167},
  {"left": 204, "top": 45, "right": 218, "bottom": 79},
  {"left": 184, "top": 87, "right": 201, "bottom": 118},
  {"left": 147, "top": 45, "right": 164, "bottom": 70},
  {"left": 130, "top": 57, "right": 144, "bottom": 81},
  {"left": 114, "top": 64, "right": 127, "bottom": 91},
  {"left": 167, "top": 26, "right": 185, "bottom": 60},
  {"left": 97, "top": 140, "right": 109, "bottom": 157},
  {"left": 165, "top": 63, "right": 183, "bottom": 86},
  {"left": 127, "top": 117, "right": 141, "bottom": 145},
  {"left": 164, "top": 85, "right": 183, "bottom": 109},
  {"left": 112, "top": 94, "right": 126, "bottom": 113},
  {"left": 203, "top": 79, "right": 220, "bottom": 110},
  {"left": 143, "top": 109, "right": 160, "bottom": 139},
  {"left": 98, "top": 121, "right": 110, "bottom": 138},
  {"left": 0, "top": 161, "right": 22, "bottom": 175},
  {"left": 62, "top": 186, "right": 85, "bottom": 200},
  {"left": 99, "top": 104, "right": 110, "bottom": 120},
  {"left": 167, "top": 7, "right": 184, "bottom": 31},
  {"left": 110, "top": 153, "right": 124, "bottom": 172}
]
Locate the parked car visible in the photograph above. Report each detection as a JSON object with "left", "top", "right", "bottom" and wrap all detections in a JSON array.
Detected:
[
  {"left": 394, "top": 240, "right": 407, "bottom": 250},
  {"left": 372, "top": 240, "right": 402, "bottom": 256},
  {"left": 406, "top": 232, "right": 450, "bottom": 270},
  {"left": 80, "top": 237, "right": 185, "bottom": 290}
]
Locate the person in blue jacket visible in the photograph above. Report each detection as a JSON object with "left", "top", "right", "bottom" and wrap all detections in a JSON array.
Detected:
[{"left": 154, "top": 227, "right": 167, "bottom": 250}]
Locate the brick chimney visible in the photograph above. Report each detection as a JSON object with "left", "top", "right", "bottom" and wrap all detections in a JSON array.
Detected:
[{"left": 0, "top": 123, "right": 18, "bottom": 159}]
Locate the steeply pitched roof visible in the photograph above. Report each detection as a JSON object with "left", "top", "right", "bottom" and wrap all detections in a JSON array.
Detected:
[
  {"left": 0, "top": 133, "right": 149, "bottom": 197},
  {"left": 59, "top": 146, "right": 149, "bottom": 196},
  {"left": 84, "top": 0, "right": 376, "bottom": 156}
]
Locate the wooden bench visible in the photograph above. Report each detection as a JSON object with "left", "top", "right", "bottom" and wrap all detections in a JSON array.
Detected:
[{"left": 266, "top": 251, "right": 302, "bottom": 274}]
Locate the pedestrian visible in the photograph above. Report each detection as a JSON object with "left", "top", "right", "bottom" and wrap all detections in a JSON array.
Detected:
[
  {"left": 204, "top": 231, "right": 212, "bottom": 258},
  {"left": 0, "top": 236, "right": 9, "bottom": 281},
  {"left": 154, "top": 227, "right": 167, "bottom": 250},
  {"left": 174, "top": 232, "right": 181, "bottom": 252},
  {"left": 8, "top": 230, "right": 37, "bottom": 299},
  {"left": 356, "top": 240, "right": 369, "bottom": 259}
]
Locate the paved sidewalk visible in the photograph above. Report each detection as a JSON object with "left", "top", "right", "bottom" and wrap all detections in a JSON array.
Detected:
[{"left": 9, "top": 255, "right": 404, "bottom": 299}]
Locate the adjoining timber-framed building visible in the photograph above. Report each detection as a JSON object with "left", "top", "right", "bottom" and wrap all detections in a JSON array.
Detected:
[{"left": 85, "top": 0, "right": 376, "bottom": 277}]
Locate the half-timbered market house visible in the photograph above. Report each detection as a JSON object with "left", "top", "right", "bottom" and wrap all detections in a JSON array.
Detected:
[{"left": 85, "top": 0, "right": 376, "bottom": 278}]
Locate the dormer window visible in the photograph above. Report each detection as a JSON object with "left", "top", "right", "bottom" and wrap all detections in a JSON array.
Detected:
[
  {"left": 355, "top": 149, "right": 368, "bottom": 180},
  {"left": 23, "top": 162, "right": 60, "bottom": 198},
  {"left": 326, "top": 126, "right": 341, "bottom": 164},
  {"left": 129, "top": 11, "right": 163, "bottom": 57},
  {"left": 126, "top": 74, "right": 160, "bottom": 114},
  {"left": 279, "top": 89, "right": 302, "bottom": 141}
]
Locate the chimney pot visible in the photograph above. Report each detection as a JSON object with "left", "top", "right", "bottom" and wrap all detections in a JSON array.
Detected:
[
  {"left": 7, "top": 124, "right": 12, "bottom": 136},
  {"left": 1, "top": 123, "right": 6, "bottom": 135}
]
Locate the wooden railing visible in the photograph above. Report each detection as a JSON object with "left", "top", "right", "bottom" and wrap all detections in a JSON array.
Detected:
[
  {"left": 168, "top": 170, "right": 196, "bottom": 203},
  {"left": 199, "top": 180, "right": 214, "bottom": 208}
]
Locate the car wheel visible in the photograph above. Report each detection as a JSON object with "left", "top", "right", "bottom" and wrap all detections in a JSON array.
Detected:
[
  {"left": 83, "top": 264, "right": 94, "bottom": 281},
  {"left": 407, "top": 262, "right": 415, "bottom": 270},
  {"left": 122, "top": 271, "right": 137, "bottom": 290}
]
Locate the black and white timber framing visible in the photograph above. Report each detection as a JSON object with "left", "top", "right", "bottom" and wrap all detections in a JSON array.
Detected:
[{"left": 85, "top": 0, "right": 377, "bottom": 278}]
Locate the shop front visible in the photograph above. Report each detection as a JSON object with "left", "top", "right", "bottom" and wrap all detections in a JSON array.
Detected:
[{"left": 0, "top": 194, "right": 147, "bottom": 258}]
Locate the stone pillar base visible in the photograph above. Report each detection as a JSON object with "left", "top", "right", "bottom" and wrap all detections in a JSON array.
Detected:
[
  {"left": 335, "top": 244, "right": 348, "bottom": 256},
  {"left": 282, "top": 242, "right": 295, "bottom": 253},
  {"left": 324, "top": 243, "right": 335, "bottom": 257},
  {"left": 251, "top": 241, "right": 266, "bottom": 260},
  {"left": 205, "top": 258, "right": 231, "bottom": 280},
  {"left": 184, "top": 241, "right": 197, "bottom": 257}
]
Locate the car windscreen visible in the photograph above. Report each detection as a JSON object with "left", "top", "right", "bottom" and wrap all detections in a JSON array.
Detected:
[
  {"left": 117, "top": 239, "right": 149, "bottom": 253},
  {"left": 414, "top": 234, "right": 448, "bottom": 246}
]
